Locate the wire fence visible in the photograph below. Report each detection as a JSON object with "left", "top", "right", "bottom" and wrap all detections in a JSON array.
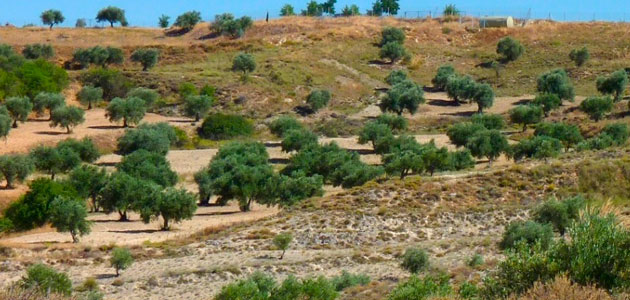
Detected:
[{"left": 400, "top": 9, "right": 630, "bottom": 23}]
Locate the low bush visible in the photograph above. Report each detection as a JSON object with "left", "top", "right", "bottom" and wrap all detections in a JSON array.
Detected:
[
  {"left": 511, "top": 136, "right": 563, "bottom": 161},
  {"left": 79, "top": 67, "right": 132, "bottom": 100},
  {"left": 499, "top": 220, "right": 553, "bottom": 250},
  {"left": 532, "top": 196, "right": 585, "bottom": 235},
  {"left": 330, "top": 271, "right": 370, "bottom": 291},
  {"left": 20, "top": 264, "right": 72, "bottom": 296},
  {"left": 117, "top": 123, "right": 176, "bottom": 155},
  {"left": 268, "top": 115, "right": 303, "bottom": 137},
  {"left": 401, "top": 247, "right": 429, "bottom": 274},
  {"left": 387, "top": 274, "right": 452, "bottom": 300},
  {"left": 198, "top": 113, "right": 253, "bottom": 140}
]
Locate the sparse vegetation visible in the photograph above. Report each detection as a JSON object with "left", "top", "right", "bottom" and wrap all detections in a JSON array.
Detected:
[{"left": 110, "top": 247, "right": 134, "bottom": 276}]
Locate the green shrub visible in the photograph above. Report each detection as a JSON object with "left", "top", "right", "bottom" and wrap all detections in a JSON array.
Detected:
[
  {"left": 596, "top": 69, "right": 628, "bottom": 102},
  {"left": 281, "top": 128, "right": 318, "bottom": 152},
  {"left": 471, "top": 113, "right": 504, "bottom": 130},
  {"left": 117, "top": 122, "right": 176, "bottom": 155},
  {"left": 330, "top": 271, "right": 370, "bottom": 291},
  {"left": 268, "top": 115, "right": 303, "bottom": 137},
  {"left": 130, "top": 48, "right": 159, "bottom": 71},
  {"left": 577, "top": 134, "right": 615, "bottom": 151},
  {"left": 385, "top": 69, "right": 408, "bottom": 86},
  {"left": 272, "top": 232, "right": 293, "bottom": 260},
  {"left": 467, "top": 254, "right": 484, "bottom": 268},
  {"left": 601, "top": 123, "right": 629, "bottom": 146},
  {"left": 537, "top": 69, "right": 575, "bottom": 102},
  {"left": 432, "top": 64, "right": 456, "bottom": 90},
  {"left": 496, "top": 37, "right": 524, "bottom": 62},
  {"left": 275, "top": 172, "right": 324, "bottom": 206},
  {"left": 20, "top": 264, "right": 72, "bottom": 296},
  {"left": 510, "top": 136, "right": 563, "bottom": 161},
  {"left": 307, "top": 89, "right": 331, "bottom": 112},
  {"left": 509, "top": 105, "right": 543, "bottom": 132},
  {"left": 569, "top": 47, "right": 590, "bottom": 67},
  {"left": 499, "top": 221, "right": 553, "bottom": 250},
  {"left": 446, "top": 74, "right": 475, "bottom": 105},
  {"left": 466, "top": 129, "right": 509, "bottom": 163},
  {"left": 127, "top": 87, "right": 159, "bottom": 108},
  {"left": 375, "top": 113, "right": 408, "bottom": 131},
  {"left": 22, "top": 44, "right": 54, "bottom": 60},
  {"left": 49, "top": 196, "right": 91, "bottom": 243},
  {"left": 380, "top": 79, "right": 424, "bottom": 115},
  {"left": 447, "top": 122, "right": 485, "bottom": 147},
  {"left": 29, "top": 145, "right": 81, "bottom": 179},
  {"left": 532, "top": 93, "right": 562, "bottom": 116},
  {"left": 0, "top": 154, "right": 33, "bottom": 189},
  {"left": 380, "top": 27, "right": 405, "bottom": 46},
  {"left": 118, "top": 150, "right": 178, "bottom": 187},
  {"left": 17, "top": 59, "right": 69, "bottom": 99},
  {"left": 580, "top": 96, "right": 613, "bottom": 121},
  {"left": 387, "top": 274, "right": 452, "bottom": 300},
  {"left": 232, "top": 53, "right": 256, "bottom": 74},
  {"left": 458, "top": 281, "right": 480, "bottom": 299},
  {"left": 532, "top": 196, "right": 585, "bottom": 235},
  {"left": 110, "top": 247, "right": 133, "bottom": 276},
  {"left": 198, "top": 113, "right": 253, "bottom": 140},
  {"left": 380, "top": 41, "right": 407, "bottom": 64},
  {"left": 79, "top": 67, "right": 132, "bottom": 100},
  {"left": 178, "top": 82, "right": 198, "bottom": 99},
  {"left": 106, "top": 97, "right": 146, "bottom": 127},
  {"left": 174, "top": 11, "right": 202, "bottom": 30},
  {"left": 57, "top": 137, "right": 100, "bottom": 163},
  {"left": 212, "top": 13, "right": 253, "bottom": 38},
  {"left": 534, "top": 122, "right": 583, "bottom": 150},
  {"left": 401, "top": 247, "right": 429, "bottom": 274}
]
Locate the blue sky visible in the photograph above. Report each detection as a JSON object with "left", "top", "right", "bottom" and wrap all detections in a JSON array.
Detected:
[{"left": 1, "top": 1, "right": 629, "bottom": 27}]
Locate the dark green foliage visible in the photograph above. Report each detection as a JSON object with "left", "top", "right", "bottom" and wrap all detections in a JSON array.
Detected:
[
  {"left": 443, "top": 4, "right": 460, "bottom": 16},
  {"left": 471, "top": 82, "right": 495, "bottom": 113},
  {"left": 137, "top": 188, "right": 197, "bottom": 230},
  {"left": 447, "top": 122, "right": 485, "bottom": 148},
  {"left": 96, "top": 6, "right": 126, "bottom": 27},
  {"left": 496, "top": 37, "right": 524, "bottom": 63},
  {"left": 602, "top": 122, "right": 629, "bottom": 146},
  {"left": 329, "top": 160, "right": 383, "bottom": 188},
  {"left": 330, "top": 271, "right": 370, "bottom": 291},
  {"left": 184, "top": 95, "right": 214, "bottom": 121},
  {"left": 577, "top": 134, "right": 615, "bottom": 151},
  {"left": 458, "top": 281, "right": 480, "bottom": 299},
  {"left": 380, "top": 79, "right": 424, "bottom": 115},
  {"left": 3, "top": 178, "right": 78, "bottom": 231},
  {"left": 447, "top": 149, "right": 476, "bottom": 171},
  {"left": 41, "top": 10, "right": 65, "bottom": 29},
  {"left": 0, "top": 154, "right": 33, "bottom": 189},
  {"left": 596, "top": 69, "right": 628, "bottom": 102},
  {"left": 375, "top": 113, "right": 407, "bottom": 131},
  {"left": 445, "top": 74, "right": 475, "bottom": 105},
  {"left": 281, "top": 129, "right": 318, "bottom": 152},
  {"left": 205, "top": 141, "right": 275, "bottom": 211},
  {"left": 232, "top": 52, "right": 256, "bottom": 74},
  {"left": 268, "top": 115, "right": 303, "bottom": 137},
  {"left": 387, "top": 274, "right": 452, "bottom": 300},
  {"left": 466, "top": 129, "right": 509, "bottom": 162},
  {"left": 29, "top": 145, "right": 81, "bottom": 179},
  {"left": 49, "top": 196, "right": 91, "bottom": 243},
  {"left": 117, "top": 122, "right": 177, "bottom": 155},
  {"left": 537, "top": 69, "right": 575, "bottom": 102},
  {"left": 68, "top": 165, "right": 107, "bottom": 211},
  {"left": 432, "top": 64, "right": 456, "bottom": 90},
  {"left": 532, "top": 93, "right": 562, "bottom": 116},
  {"left": 341, "top": 5, "right": 361, "bottom": 16},
  {"left": 380, "top": 27, "right": 405, "bottom": 46},
  {"left": 401, "top": 247, "right": 429, "bottom": 274},
  {"left": 534, "top": 122, "right": 583, "bottom": 150},
  {"left": 213, "top": 13, "right": 254, "bottom": 38},
  {"left": 275, "top": 173, "right": 324, "bottom": 206},
  {"left": 33, "top": 92, "right": 65, "bottom": 118},
  {"left": 194, "top": 169, "right": 213, "bottom": 206},
  {"left": 178, "top": 82, "right": 198, "bottom": 99},
  {"left": 532, "top": 196, "right": 585, "bottom": 235},
  {"left": 106, "top": 97, "right": 146, "bottom": 127},
  {"left": 118, "top": 150, "right": 177, "bottom": 187},
  {"left": 0, "top": 106, "right": 10, "bottom": 138},
  {"left": 471, "top": 113, "right": 505, "bottom": 130},
  {"left": 50, "top": 105, "right": 85, "bottom": 133},
  {"left": 72, "top": 46, "right": 124, "bottom": 68},
  {"left": 569, "top": 47, "right": 590, "bottom": 67},
  {"left": 174, "top": 11, "right": 202, "bottom": 30},
  {"left": 422, "top": 143, "right": 452, "bottom": 176},
  {"left": 20, "top": 264, "right": 72, "bottom": 296},
  {"left": 509, "top": 105, "right": 543, "bottom": 132},
  {"left": 579, "top": 96, "right": 613, "bottom": 121},
  {"left": 200, "top": 84, "right": 216, "bottom": 97},
  {"left": 5, "top": 96, "right": 32, "bottom": 128},
  {"left": 216, "top": 272, "right": 339, "bottom": 300},
  {"left": 130, "top": 48, "right": 159, "bottom": 71},
  {"left": 370, "top": 0, "right": 400, "bottom": 16},
  {"left": 385, "top": 69, "right": 408, "bottom": 86},
  {"left": 307, "top": 89, "right": 331, "bottom": 112},
  {"left": 511, "top": 136, "right": 563, "bottom": 161},
  {"left": 110, "top": 247, "right": 133, "bottom": 276},
  {"left": 79, "top": 67, "right": 131, "bottom": 100},
  {"left": 280, "top": 4, "right": 296, "bottom": 16},
  {"left": 75, "top": 19, "right": 86, "bottom": 28},
  {"left": 126, "top": 87, "right": 159, "bottom": 108},
  {"left": 158, "top": 15, "right": 170, "bottom": 28},
  {"left": 100, "top": 171, "right": 160, "bottom": 221},
  {"left": 57, "top": 137, "right": 100, "bottom": 163},
  {"left": 499, "top": 221, "right": 553, "bottom": 250},
  {"left": 198, "top": 113, "right": 253, "bottom": 140},
  {"left": 22, "top": 44, "right": 54, "bottom": 60},
  {"left": 273, "top": 232, "right": 293, "bottom": 259},
  {"left": 72, "top": 49, "right": 92, "bottom": 68},
  {"left": 358, "top": 122, "right": 394, "bottom": 154},
  {"left": 77, "top": 86, "right": 103, "bottom": 110},
  {"left": 379, "top": 42, "right": 407, "bottom": 64}
]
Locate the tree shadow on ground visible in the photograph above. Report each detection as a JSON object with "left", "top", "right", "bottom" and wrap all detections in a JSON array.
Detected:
[
  {"left": 428, "top": 99, "right": 459, "bottom": 107},
  {"left": 35, "top": 131, "right": 66, "bottom": 136},
  {"left": 88, "top": 125, "right": 122, "bottom": 130}
]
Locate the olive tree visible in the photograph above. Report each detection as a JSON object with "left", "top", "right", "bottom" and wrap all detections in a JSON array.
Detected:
[
  {"left": 380, "top": 27, "right": 405, "bottom": 46},
  {"left": 29, "top": 145, "right": 80, "bottom": 179},
  {"left": 471, "top": 113, "right": 505, "bottom": 130},
  {"left": 77, "top": 86, "right": 103, "bottom": 110},
  {"left": 537, "top": 69, "right": 575, "bottom": 102},
  {"left": 22, "top": 44, "right": 55, "bottom": 60},
  {"left": 569, "top": 47, "right": 590, "bottom": 67},
  {"left": 580, "top": 96, "right": 613, "bottom": 121},
  {"left": 268, "top": 115, "right": 303, "bottom": 137},
  {"left": 127, "top": 87, "right": 159, "bottom": 108},
  {"left": 50, "top": 106, "right": 85, "bottom": 133},
  {"left": 20, "top": 264, "right": 72, "bottom": 296},
  {"left": 5, "top": 96, "right": 33, "bottom": 128},
  {"left": 534, "top": 122, "right": 583, "bottom": 151},
  {"left": 174, "top": 11, "right": 202, "bottom": 31},
  {"left": 100, "top": 171, "right": 160, "bottom": 221},
  {"left": 68, "top": 165, "right": 108, "bottom": 212},
  {"left": 445, "top": 75, "right": 475, "bottom": 105},
  {"left": 509, "top": 105, "right": 543, "bottom": 132},
  {"left": 432, "top": 64, "right": 456, "bottom": 91},
  {"left": 380, "top": 42, "right": 407, "bottom": 64},
  {"left": 0, "top": 106, "right": 11, "bottom": 139},
  {"left": 379, "top": 79, "right": 424, "bottom": 115},
  {"left": 41, "top": 9, "right": 65, "bottom": 29},
  {"left": 385, "top": 69, "right": 408, "bottom": 86},
  {"left": 273, "top": 232, "right": 293, "bottom": 260},
  {"left": 596, "top": 69, "right": 628, "bottom": 102},
  {"left": 96, "top": 6, "right": 126, "bottom": 27},
  {"left": 110, "top": 247, "right": 133, "bottom": 276},
  {"left": 137, "top": 188, "right": 197, "bottom": 230},
  {"left": 106, "top": 97, "right": 147, "bottom": 127},
  {"left": 533, "top": 93, "right": 562, "bottom": 116},
  {"left": 281, "top": 129, "right": 319, "bottom": 153},
  {"left": 446, "top": 122, "right": 485, "bottom": 148},
  {"left": 131, "top": 48, "right": 159, "bottom": 71},
  {"left": 382, "top": 137, "right": 424, "bottom": 179},
  {"left": 232, "top": 52, "right": 256, "bottom": 74},
  {"left": 466, "top": 129, "right": 509, "bottom": 164},
  {"left": 184, "top": 95, "right": 214, "bottom": 121},
  {"left": 49, "top": 196, "right": 91, "bottom": 243},
  {"left": 401, "top": 247, "right": 429, "bottom": 274},
  {"left": 280, "top": 4, "right": 296, "bottom": 16},
  {"left": 33, "top": 92, "right": 65, "bottom": 120},
  {"left": 0, "top": 154, "right": 34, "bottom": 189},
  {"left": 375, "top": 113, "right": 408, "bottom": 131},
  {"left": 358, "top": 122, "right": 394, "bottom": 154},
  {"left": 117, "top": 123, "right": 176, "bottom": 155},
  {"left": 158, "top": 15, "right": 170, "bottom": 28},
  {"left": 212, "top": 13, "right": 254, "bottom": 38},
  {"left": 194, "top": 169, "right": 213, "bottom": 206},
  {"left": 117, "top": 149, "right": 178, "bottom": 187},
  {"left": 511, "top": 136, "right": 563, "bottom": 161},
  {"left": 470, "top": 82, "right": 495, "bottom": 114},
  {"left": 57, "top": 138, "right": 101, "bottom": 163},
  {"left": 306, "top": 89, "right": 331, "bottom": 112},
  {"left": 496, "top": 37, "right": 524, "bottom": 63}
]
